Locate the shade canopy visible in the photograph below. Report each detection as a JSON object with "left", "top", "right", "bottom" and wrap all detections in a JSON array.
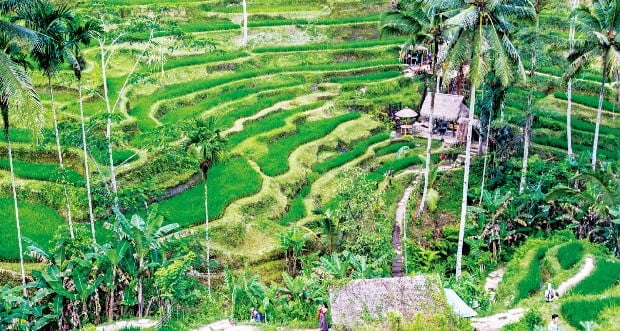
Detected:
[
  {"left": 395, "top": 107, "right": 418, "bottom": 118},
  {"left": 420, "top": 93, "right": 470, "bottom": 121}
]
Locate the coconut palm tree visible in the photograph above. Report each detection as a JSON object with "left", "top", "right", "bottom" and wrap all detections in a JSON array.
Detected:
[
  {"left": 569, "top": 0, "right": 620, "bottom": 170},
  {"left": 0, "top": 25, "right": 41, "bottom": 293},
  {"left": 566, "top": 0, "right": 581, "bottom": 160},
  {"left": 442, "top": 0, "right": 532, "bottom": 279},
  {"left": 380, "top": 0, "right": 452, "bottom": 216},
  {"left": 66, "top": 17, "right": 100, "bottom": 243},
  {"left": 183, "top": 117, "right": 226, "bottom": 297},
  {"left": 18, "top": 0, "right": 76, "bottom": 237},
  {"left": 519, "top": 0, "right": 549, "bottom": 194}
]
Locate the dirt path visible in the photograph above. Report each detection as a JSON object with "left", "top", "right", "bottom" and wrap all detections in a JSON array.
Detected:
[
  {"left": 470, "top": 308, "right": 526, "bottom": 331},
  {"left": 96, "top": 319, "right": 159, "bottom": 331},
  {"left": 484, "top": 267, "right": 505, "bottom": 292},
  {"left": 193, "top": 319, "right": 260, "bottom": 331},
  {"left": 557, "top": 257, "right": 595, "bottom": 296},
  {"left": 392, "top": 184, "right": 414, "bottom": 277}
]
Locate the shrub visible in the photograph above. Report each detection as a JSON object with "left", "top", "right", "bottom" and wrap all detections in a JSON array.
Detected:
[
  {"left": 561, "top": 297, "right": 620, "bottom": 329},
  {"left": 514, "top": 246, "right": 548, "bottom": 303},
  {"left": 557, "top": 241, "right": 584, "bottom": 269},
  {"left": 155, "top": 158, "right": 262, "bottom": 227},
  {"left": 571, "top": 259, "right": 620, "bottom": 295},
  {"left": 312, "top": 133, "right": 389, "bottom": 174},
  {"left": 256, "top": 112, "right": 361, "bottom": 176}
]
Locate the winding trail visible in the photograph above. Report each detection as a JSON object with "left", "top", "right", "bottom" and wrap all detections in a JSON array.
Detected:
[
  {"left": 557, "top": 257, "right": 595, "bottom": 296},
  {"left": 392, "top": 173, "right": 421, "bottom": 277},
  {"left": 470, "top": 308, "right": 526, "bottom": 331}
]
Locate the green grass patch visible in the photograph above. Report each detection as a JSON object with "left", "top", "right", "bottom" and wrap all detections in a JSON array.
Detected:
[
  {"left": 329, "top": 70, "right": 401, "bottom": 83},
  {"left": 252, "top": 38, "right": 407, "bottom": 53},
  {"left": 374, "top": 141, "right": 419, "bottom": 157},
  {"left": 571, "top": 259, "right": 620, "bottom": 295},
  {"left": 280, "top": 183, "right": 312, "bottom": 225},
  {"left": 256, "top": 112, "right": 361, "bottom": 176},
  {"left": 554, "top": 92, "right": 619, "bottom": 113},
  {"left": 561, "top": 297, "right": 620, "bottom": 329},
  {"left": 226, "top": 101, "right": 325, "bottom": 147},
  {"left": 532, "top": 136, "right": 619, "bottom": 160},
  {"left": 0, "top": 197, "right": 65, "bottom": 260},
  {"left": 514, "top": 246, "right": 548, "bottom": 303},
  {"left": 0, "top": 159, "right": 84, "bottom": 185},
  {"left": 0, "top": 129, "right": 35, "bottom": 144},
  {"left": 155, "top": 158, "right": 262, "bottom": 228},
  {"left": 557, "top": 241, "right": 584, "bottom": 270},
  {"left": 91, "top": 149, "right": 137, "bottom": 167},
  {"left": 367, "top": 155, "right": 423, "bottom": 181},
  {"left": 312, "top": 133, "right": 389, "bottom": 174},
  {"left": 164, "top": 51, "right": 249, "bottom": 70}
]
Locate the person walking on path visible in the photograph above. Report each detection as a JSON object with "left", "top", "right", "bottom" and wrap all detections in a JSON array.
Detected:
[{"left": 318, "top": 303, "right": 329, "bottom": 331}]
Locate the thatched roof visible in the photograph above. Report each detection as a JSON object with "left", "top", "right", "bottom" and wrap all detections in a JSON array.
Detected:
[
  {"left": 329, "top": 276, "right": 445, "bottom": 327},
  {"left": 420, "top": 93, "right": 469, "bottom": 121}
]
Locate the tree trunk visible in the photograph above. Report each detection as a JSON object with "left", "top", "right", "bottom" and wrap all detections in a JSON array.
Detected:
[
  {"left": 417, "top": 76, "right": 440, "bottom": 216},
  {"left": 204, "top": 177, "right": 211, "bottom": 297},
  {"left": 519, "top": 17, "right": 539, "bottom": 194},
  {"left": 78, "top": 78, "right": 96, "bottom": 243},
  {"left": 2, "top": 116, "right": 27, "bottom": 294},
  {"left": 567, "top": 0, "right": 578, "bottom": 159},
  {"left": 242, "top": 0, "right": 248, "bottom": 48},
  {"left": 456, "top": 83, "right": 476, "bottom": 280},
  {"left": 99, "top": 41, "right": 119, "bottom": 209},
  {"left": 107, "top": 268, "right": 116, "bottom": 321},
  {"left": 138, "top": 258, "right": 143, "bottom": 317},
  {"left": 479, "top": 107, "right": 492, "bottom": 204},
  {"left": 592, "top": 59, "right": 608, "bottom": 170},
  {"left": 49, "top": 77, "right": 75, "bottom": 238}
]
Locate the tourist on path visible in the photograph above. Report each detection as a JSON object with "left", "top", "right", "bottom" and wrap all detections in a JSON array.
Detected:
[{"left": 318, "top": 303, "right": 329, "bottom": 331}]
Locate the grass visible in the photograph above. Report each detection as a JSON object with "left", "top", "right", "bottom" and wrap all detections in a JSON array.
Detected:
[
  {"left": 570, "top": 259, "right": 620, "bottom": 295},
  {"left": 374, "top": 141, "right": 419, "bottom": 157},
  {"left": 252, "top": 38, "right": 407, "bottom": 53},
  {"left": 226, "top": 101, "right": 325, "bottom": 147},
  {"left": 0, "top": 159, "right": 84, "bottom": 185},
  {"left": 0, "top": 129, "right": 35, "bottom": 144},
  {"left": 256, "top": 112, "right": 361, "bottom": 176},
  {"left": 554, "top": 92, "right": 619, "bottom": 113},
  {"left": 131, "top": 59, "right": 397, "bottom": 130},
  {"left": 312, "top": 133, "right": 389, "bottom": 174},
  {"left": 329, "top": 71, "right": 401, "bottom": 84},
  {"left": 280, "top": 183, "right": 312, "bottom": 225},
  {"left": 561, "top": 297, "right": 620, "bottom": 329},
  {"left": 514, "top": 246, "right": 548, "bottom": 303},
  {"left": 91, "top": 149, "right": 138, "bottom": 167},
  {"left": 0, "top": 197, "right": 65, "bottom": 260},
  {"left": 155, "top": 158, "right": 262, "bottom": 228},
  {"left": 164, "top": 51, "right": 249, "bottom": 70},
  {"left": 367, "top": 155, "right": 423, "bottom": 181},
  {"left": 557, "top": 241, "right": 584, "bottom": 270},
  {"left": 532, "top": 136, "right": 619, "bottom": 160}
]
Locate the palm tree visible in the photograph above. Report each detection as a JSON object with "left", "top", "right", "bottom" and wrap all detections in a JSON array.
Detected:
[
  {"left": 569, "top": 0, "right": 620, "bottom": 170},
  {"left": 0, "top": 25, "right": 41, "bottom": 293},
  {"left": 519, "top": 0, "right": 549, "bottom": 194},
  {"left": 66, "top": 17, "right": 100, "bottom": 243},
  {"left": 566, "top": 0, "right": 581, "bottom": 159},
  {"left": 442, "top": 0, "right": 532, "bottom": 279},
  {"left": 18, "top": 0, "right": 76, "bottom": 237},
  {"left": 380, "top": 0, "right": 451, "bottom": 216},
  {"left": 183, "top": 117, "right": 226, "bottom": 297}
]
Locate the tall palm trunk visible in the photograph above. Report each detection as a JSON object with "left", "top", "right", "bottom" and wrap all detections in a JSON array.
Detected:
[
  {"left": 204, "top": 176, "right": 211, "bottom": 297},
  {"left": 456, "top": 83, "right": 476, "bottom": 280},
  {"left": 592, "top": 60, "right": 608, "bottom": 169},
  {"left": 78, "top": 78, "right": 96, "bottom": 243},
  {"left": 48, "top": 76, "right": 75, "bottom": 238},
  {"left": 99, "top": 41, "right": 119, "bottom": 209},
  {"left": 418, "top": 76, "right": 440, "bottom": 216},
  {"left": 479, "top": 95, "right": 492, "bottom": 204},
  {"left": 242, "top": 0, "right": 248, "bottom": 48},
  {"left": 519, "top": 19, "right": 538, "bottom": 194},
  {"left": 567, "top": 0, "right": 579, "bottom": 159},
  {"left": 2, "top": 107, "right": 27, "bottom": 294}
]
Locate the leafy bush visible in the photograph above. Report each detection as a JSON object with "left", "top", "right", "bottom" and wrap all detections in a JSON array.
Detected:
[
  {"left": 312, "top": 133, "right": 389, "bottom": 174},
  {"left": 226, "top": 101, "right": 325, "bottom": 146},
  {"left": 256, "top": 112, "right": 361, "bottom": 176},
  {"left": 514, "top": 247, "right": 548, "bottom": 303},
  {"left": 0, "top": 198, "right": 64, "bottom": 260},
  {"left": 571, "top": 259, "right": 620, "bottom": 295},
  {"left": 155, "top": 158, "right": 262, "bottom": 227},
  {"left": 557, "top": 241, "right": 584, "bottom": 269},
  {"left": 0, "top": 158, "right": 84, "bottom": 185},
  {"left": 561, "top": 297, "right": 620, "bottom": 329}
]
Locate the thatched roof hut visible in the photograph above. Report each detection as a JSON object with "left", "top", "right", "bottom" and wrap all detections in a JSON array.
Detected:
[
  {"left": 329, "top": 276, "right": 446, "bottom": 327},
  {"left": 419, "top": 93, "right": 469, "bottom": 121}
]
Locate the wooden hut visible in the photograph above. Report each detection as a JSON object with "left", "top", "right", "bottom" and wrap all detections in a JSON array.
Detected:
[{"left": 419, "top": 93, "right": 472, "bottom": 143}]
